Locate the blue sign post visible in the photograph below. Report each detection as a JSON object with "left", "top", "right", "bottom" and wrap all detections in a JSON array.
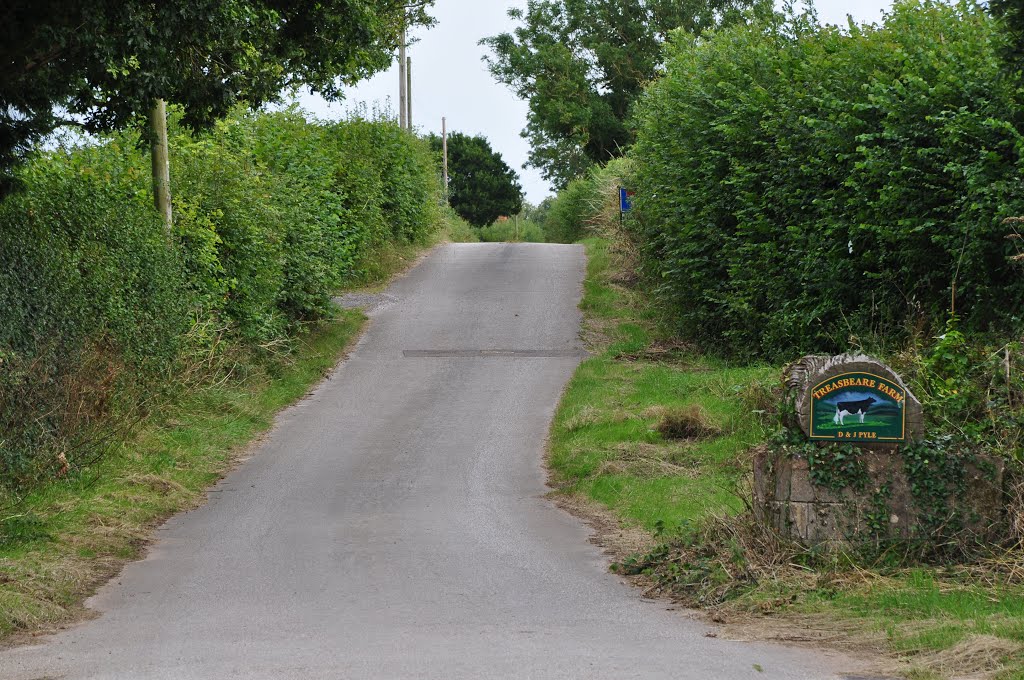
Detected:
[
  {"left": 618, "top": 187, "right": 633, "bottom": 213},
  {"left": 618, "top": 187, "right": 635, "bottom": 226}
]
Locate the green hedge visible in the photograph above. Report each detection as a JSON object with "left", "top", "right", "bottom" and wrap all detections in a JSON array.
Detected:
[
  {"left": 478, "top": 218, "right": 546, "bottom": 243},
  {"left": 542, "top": 158, "right": 632, "bottom": 243},
  {"left": 171, "top": 108, "right": 440, "bottom": 341},
  {"left": 0, "top": 108, "right": 442, "bottom": 491},
  {"left": 630, "top": 0, "right": 1024, "bottom": 360}
]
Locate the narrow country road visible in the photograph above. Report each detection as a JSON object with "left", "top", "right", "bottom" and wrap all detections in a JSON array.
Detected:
[{"left": 3, "top": 244, "right": 860, "bottom": 679}]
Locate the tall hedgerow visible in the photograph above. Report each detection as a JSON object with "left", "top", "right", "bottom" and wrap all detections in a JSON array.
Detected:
[
  {"left": 170, "top": 107, "right": 442, "bottom": 343},
  {"left": 631, "top": 0, "right": 1024, "bottom": 359},
  {"left": 0, "top": 107, "right": 443, "bottom": 493},
  {"left": 0, "top": 142, "right": 189, "bottom": 488}
]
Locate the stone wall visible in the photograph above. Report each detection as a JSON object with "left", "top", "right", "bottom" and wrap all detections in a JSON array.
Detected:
[
  {"left": 753, "top": 446, "right": 1005, "bottom": 545},
  {"left": 754, "top": 353, "right": 1007, "bottom": 546}
]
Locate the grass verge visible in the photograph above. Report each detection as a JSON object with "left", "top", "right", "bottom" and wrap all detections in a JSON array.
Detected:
[
  {"left": 0, "top": 221, "right": 449, "bottom": 644},
  {"left": 0, "top": 306, "right": 366, "bottom": 642},
  {"left": 550, "top": 237, "right": 772, "bottom": 534},
  {"left": 552, "top": 237, "right": 1024, "bottom": 679}
]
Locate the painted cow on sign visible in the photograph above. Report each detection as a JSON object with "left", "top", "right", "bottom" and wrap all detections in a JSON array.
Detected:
[{"left": 833, "top": 397, "right": 876, "bottom": 425}]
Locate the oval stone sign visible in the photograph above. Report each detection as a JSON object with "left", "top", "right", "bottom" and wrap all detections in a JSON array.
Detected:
[{"left": 786, "top": 354, "right": 923, "bottom": 446}]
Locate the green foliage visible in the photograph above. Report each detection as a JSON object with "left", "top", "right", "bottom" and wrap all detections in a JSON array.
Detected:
[
  {"left": 631, "top": 1, "right": 1024, "bottom": 360},
  {"left": 0, "top": 144, "right": 189, "bottom": 487},
  {"left": 0, "top": 0, "right": 436, "bottom": 195},
  {"left": 438, "top": 205, "right": 480, "bottom": 243},
  {"left": 518, "top": 198, "right": 554, "bottom": 229},
  {"left": 863, "top": 484, "right": 893, "bottom": 541},
  {"left": 919, "top": 318, "right": 982, "bottom": 427},
  {"left": 478, "top": 218, "right": 546, "bottom": 243},
  {"left": 991, "top": 0, "right": 1024, "bottom": 84},
  {"left": 167, "top": 107, "right": 441, "bottom": 342},
  {"left": 542, "top": 158, "right": 632, "bottom": 243},
  {"left": 805, "top": 443, "right": 869, "bottom": 494},
  {"left": 901, "top": 436, "right": 974, "bottom": 541},
  {"left": 0, "top": 107, "right": 444, "bottom": 495},
  {"left": 889, "top": 330, "right": 1024, "bottom": 457},
  {"left": 481, "top": 0, "right": 759, "bottom": 188},
  {"left": 428, "top": 132, "right": 523, "bottom": 227},
  {"left": 544, "top": 174, "right": 601, "bottom": 243}
]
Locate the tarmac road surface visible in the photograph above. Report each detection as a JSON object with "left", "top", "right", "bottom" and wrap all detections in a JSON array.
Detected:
[{"left": 2, "top": 243, "right": 865, "bottom": 679}]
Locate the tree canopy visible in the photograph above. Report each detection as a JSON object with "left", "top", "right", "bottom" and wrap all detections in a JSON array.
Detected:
[
  {"left": 481, "top": 0, "right": 759, "bottom": 188},
  {"left": 0, "top": 0, "right": 434, "bottom": 195},
  {"left": 992, "top": 0, "right": 1024, "bottom": 83},
  {"left": 430, "top": 132, "right": 523, "bottom": 227}
]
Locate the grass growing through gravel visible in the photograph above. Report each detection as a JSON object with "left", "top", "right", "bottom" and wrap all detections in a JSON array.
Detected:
[
  {"left": 553, "top": 237, "right": 1024, "bottom": 679},
  {"left": 0, "top": 309, "right": 365, "bottom": 640}
]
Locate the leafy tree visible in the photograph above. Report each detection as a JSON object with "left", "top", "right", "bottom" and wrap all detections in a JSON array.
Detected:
[
  {"left": 0, "top": 0, "right": 434, "bottom": 195},
  {"left": 430, "top": 132, "right": 523, "bottom": 227},
  {"left": 520, "top": 199, "right": 551, "bottom": 224},
  {"left": 992, "top": 0, "right": 1024, "bottom": 82},
  {"left": 481, "top": 0, "right": 759, "bottom": 188}
]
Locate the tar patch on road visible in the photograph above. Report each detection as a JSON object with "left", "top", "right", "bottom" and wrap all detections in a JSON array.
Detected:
[{"left": 403, "top": 349, "right": 588, "bottom": 358}]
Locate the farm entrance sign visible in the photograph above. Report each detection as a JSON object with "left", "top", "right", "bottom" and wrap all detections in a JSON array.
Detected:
[
  {"left": 809, "top": 372, "right": 907, "bottom": 442},
  {"left": 756, "top": 355, "right": 1002, "bottom": 547},
  {"left": 786, "top": 354, "right": 924, "bottom": 448}
]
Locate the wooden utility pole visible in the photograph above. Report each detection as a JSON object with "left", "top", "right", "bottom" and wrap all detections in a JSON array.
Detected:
[
  {"left": 406, "top": 56, "right": 413, "bottom": 130},
  {"left": 398, "top": 22, "right": 407, "bottom": 130},
  {"left": 149, "top": 99, "right": 172, "bottom": 235},
  {"left": 442, "top": 116, "right": 449, "bottom": 201}
]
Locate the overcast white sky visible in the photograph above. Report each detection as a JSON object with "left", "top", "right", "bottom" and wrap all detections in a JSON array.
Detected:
[{"left": 297, "top": 0, "right": 894, "bottom": 204}]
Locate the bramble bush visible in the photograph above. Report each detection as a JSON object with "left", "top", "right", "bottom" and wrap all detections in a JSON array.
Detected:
[
  {"left": 630, "top": 0, "right": 1024, "bottom": 360},
  {"left": 0, "top": 107, "right": 443, "bottom": 494}
]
